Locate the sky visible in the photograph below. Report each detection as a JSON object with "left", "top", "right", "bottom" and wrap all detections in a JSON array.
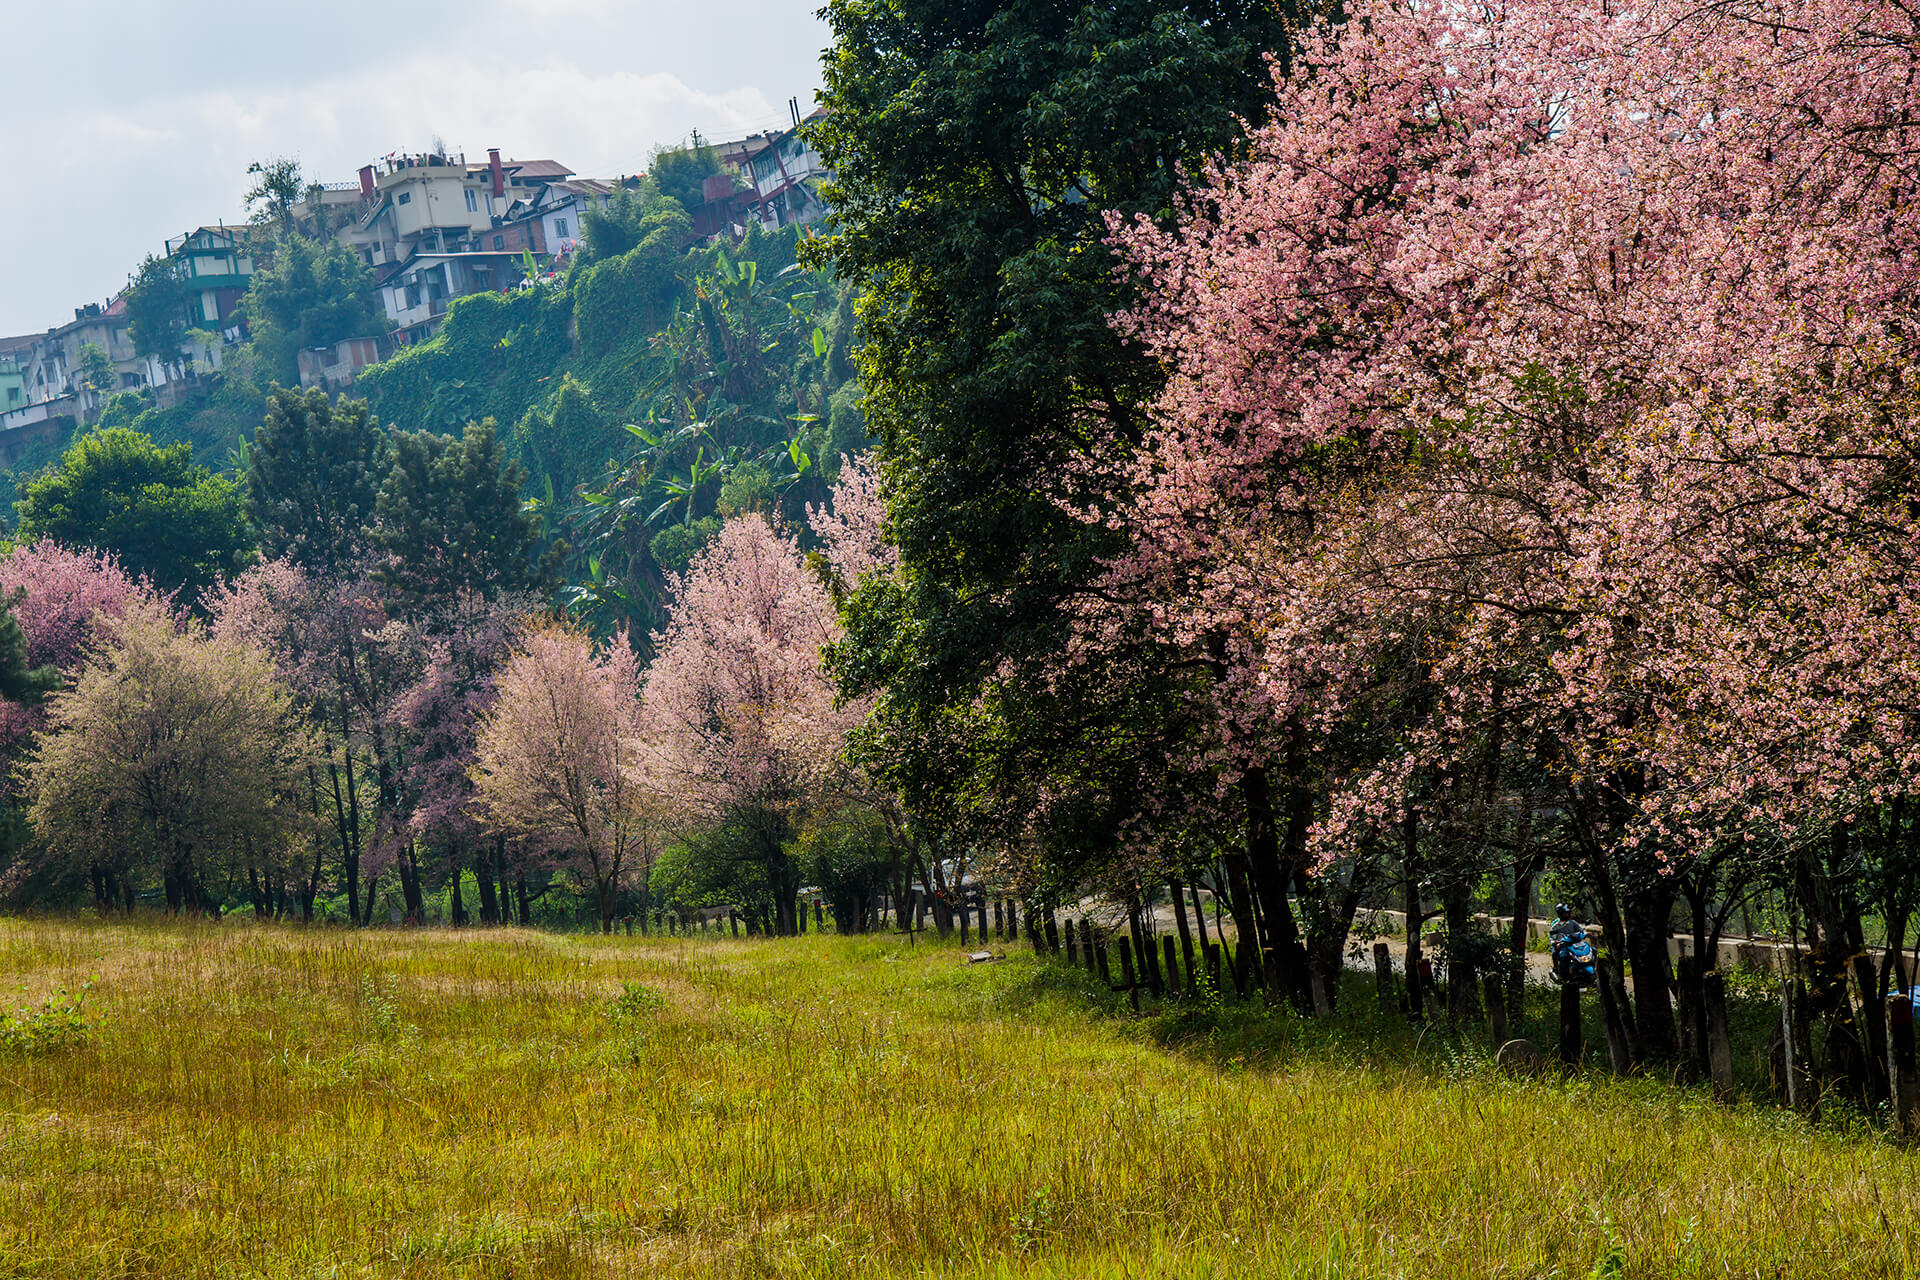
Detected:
[{"left": 0, "top": 0, "right": 832, "bottom": 337}]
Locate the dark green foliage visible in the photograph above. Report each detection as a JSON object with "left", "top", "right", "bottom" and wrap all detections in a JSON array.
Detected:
[
  {"left": 247, "top": 387, "right": 390, "bottom": 576},
  {"left": 574, "top": 182, "right": 683, "bottom": 269},
  {"left": 715, "top": 461, "right": 775, "bottom": 517},
  {"left": 239, "top": 236, "right": 389, "bottom": 385},
  {"left": 374, "top": 418, "right": 555, "bottom": 606},
  {"left": 75, "top": 344, "right": 115, "bottom": 398},
  {"left": 513, "top": 375, "right": 609, "bottom": 503},
  {"left": 647, "top": 517, "right": 719, "bottom": 576},
  {"left": 16, "top": 428, "right": 253, "bottom": 600},
  {"left": 649, "top": 140, "right": 728, "bottom": 212},
  {"left": 797, "top": 806, "right": 897, "bottom": 930},
  {"left": 810, "top": 0, "right": 1306, "bottom": 859},
  {"left": 123, "top": 254, "right": 196, "bottom": 371},
  {"left": 354, "top": 287, "right": 573, "bottom": 441},
  {"left": 573, "top": 199, "right": 693, "bottom": 353},
  {"left": 0, "top": 594, "right": 59, "bottom": 708}
]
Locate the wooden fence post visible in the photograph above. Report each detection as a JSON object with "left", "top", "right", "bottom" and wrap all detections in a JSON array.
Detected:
[
  {"left": 1483, "top": 973, "right": 1508, "bottom": 1047},
  {"left": 1890, "top": 993, "right": 1918, "bottom": 1138},
  {"left": 1116, "top": 936, "right": 1140, "bottom": 1013},
  {"left": 1674, "top": 955, "right": 1702, "bottom": 1076},
  {"left": 1595, "top": 960, "right": 1632, "bottom": 1075},
  {"left": 1044, "top": 914, "right": 1060, "bottom": 956},
  {"left": 1096, "top": 935, "right": 1111, "bottom": 986},
  {"left": 1171, "top": 879, "right": 1198, "bottom": 993},
  {"left": 729, "top": 910, "right": 739, "bottom": 938},
  {"left": 1230, "top": 938, "right": 1251, "bottom": 999},
  {"left": 1163, "top": 937, "right": 1181, "bottom": 998},
  {"left": 1006, "top": 900, "right": 1019, "bottom": 942},
  {"left": 1701, "top": 970, "right": 1735, "bottom": 1096},
  {"left": 1373, "top": 942, "right": 1394, "bottom": 1014},
  {"left": 1558, "top": 982, "right": 1582, "bottom": 1066},
  {"left": 1064, "top": 918, "right": 1079, "bottom": 966},
  {"left": 1782, "top": 961, "right": 1818, "bottom": 1116},
  {"left": 1085, "top": 924, "right": 1099, "bottom": 976}
]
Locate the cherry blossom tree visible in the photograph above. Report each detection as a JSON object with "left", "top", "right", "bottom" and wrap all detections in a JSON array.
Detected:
[
  {"left": 1081, "top": 0, "right": 1920, "bottom": 1053},
  {"left": 0, "top": 542, "right": 150, "bottom": 758},
  {"left": 470, "top": 622, "right": 657, "bottom": 932},
  {"left": 645, "top": 515, "right": 861, "bottom": 935}
]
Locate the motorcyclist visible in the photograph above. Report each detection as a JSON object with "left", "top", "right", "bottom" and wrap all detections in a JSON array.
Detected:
[
  {"left": 1548, "top": 902, "right": 1582, "bottom": 948},
  {"left": 1548, "top": 903, "right": 1593, "bottom": 985}
]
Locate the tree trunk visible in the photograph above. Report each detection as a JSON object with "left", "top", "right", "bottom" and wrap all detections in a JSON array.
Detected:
[
  {"left": 449, "top": 851, "right": 468, "bottom": 926},
  {"left": 598, "top": 875, "right": 617, "bottom": 933},
  {"left": 1220, "top": 854, "right": 1260, "bottom": 996},
  {"left": 1243, "top": 762, "right": 1310, "bottom": 1009},
  {"left": 1403, "top": 807, "right": 1424, "bottom": 1023},
  {"left": 1444, "top": 881, "right": 1476, "bottom": 1024},
  {"left": 1622, "top": 882, "right": 1677, "bottom": 1061},
  {"left": 1508, "top": 825, "right": 1542, "bottom": 1029},
  {"left": 330, "top": 754, "right": 359, "bottom": 925},
  {"left": 475, "top": 854, "right": 499, "bottom": 924}
]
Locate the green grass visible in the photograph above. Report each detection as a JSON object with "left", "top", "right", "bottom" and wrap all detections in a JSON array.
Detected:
[{"left": 0, "top": 920, "right": 1914, "bottom": 1278}]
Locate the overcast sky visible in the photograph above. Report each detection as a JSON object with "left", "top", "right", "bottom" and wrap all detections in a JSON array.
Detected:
[{"left": 0, "top": 1, "right": 832, "bottom": 337}]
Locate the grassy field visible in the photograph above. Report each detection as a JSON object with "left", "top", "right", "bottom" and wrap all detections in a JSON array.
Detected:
[{"left": 0, "top": 920, "right": 1915, "bottom": 1279}]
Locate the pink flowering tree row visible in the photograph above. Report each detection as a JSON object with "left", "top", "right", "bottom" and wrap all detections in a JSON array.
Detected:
[{"left": 1045, "top": 0, "right": 1920, "bottom": 1081}]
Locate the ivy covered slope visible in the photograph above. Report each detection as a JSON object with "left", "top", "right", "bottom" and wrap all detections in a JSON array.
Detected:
[{"left": 353, "top": 190, "right": 867, "bottom": 635}]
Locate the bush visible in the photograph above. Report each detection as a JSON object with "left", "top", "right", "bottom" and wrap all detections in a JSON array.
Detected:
[{"left": 0, "top": 981, "right": 91, "bottom": 1054}]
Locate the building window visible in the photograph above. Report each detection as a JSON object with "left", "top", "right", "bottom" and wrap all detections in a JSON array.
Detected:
[
  {"left": 397, "top": 192, "right": 412, "bottom": 205},
  {"left": 493, "top": 235, "right": 505, "bottom": 250},
  {"left": 555, "top": 218, "right": 569, "bottom": 239},
  {"left": 466, "top": 189, "right": 479, "bottom": 213}
]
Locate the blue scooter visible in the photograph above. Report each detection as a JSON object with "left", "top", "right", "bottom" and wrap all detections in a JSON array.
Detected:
[{"left": 1551, "top": 923, "right": 1598, "bottom": 988}]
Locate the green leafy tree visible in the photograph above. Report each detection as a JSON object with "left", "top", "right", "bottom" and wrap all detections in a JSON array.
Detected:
[
  {"left": 575, "top": 181, "right": 673, "bottom": 268},
  {"left": 246, "top": 387, "right": 391, "bottom": 577},
  {"left": 649, "top": 139, "right": 727, "bottom": 212},
  {"left": 238, "top": 236, "right": 389, "bottom": 384},
  {"left": 374, "top": 417, "right": 556, "bottom": 606},
  {"left": 76, "top": 343, "right": 117, "bottom": 398},
  {"left": 809, "top": 0, "right": 1309, "bottom": 869},
  {"left": 16, "top": 428, "right": 253, "bottom": 601},
  {"left": 245, "top": 157, "right": 305, "bottom": 241},
  {"left": 124, "top": 254, "right": 197, "bottom": 374}
]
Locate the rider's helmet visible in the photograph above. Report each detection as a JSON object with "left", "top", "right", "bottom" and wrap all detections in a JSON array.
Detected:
[{"left": 1555, "top": 902, "right": 1572, "bottom": 919}]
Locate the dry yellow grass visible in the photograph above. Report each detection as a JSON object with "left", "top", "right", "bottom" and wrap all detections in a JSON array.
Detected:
[{"left": 0, "top": 918, "right": 1912, "bottom": 1278}]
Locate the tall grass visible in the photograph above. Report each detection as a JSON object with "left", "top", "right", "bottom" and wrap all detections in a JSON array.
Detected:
[{"left": 0, "top": 919, "right": 1912, "bottom": 1278}]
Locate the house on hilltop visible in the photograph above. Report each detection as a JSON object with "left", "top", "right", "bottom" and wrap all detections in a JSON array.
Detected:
[{"left": 701, "top": 107, "right": 832, "bottom": 241}]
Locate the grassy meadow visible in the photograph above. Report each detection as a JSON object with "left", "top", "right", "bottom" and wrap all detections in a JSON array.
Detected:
[{"left": 0, "top": 919, "right": 1914, "bottom": 1279}]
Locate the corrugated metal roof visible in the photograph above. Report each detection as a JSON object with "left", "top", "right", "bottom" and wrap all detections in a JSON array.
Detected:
[{"left": 502, "top": 159, "right": 574, "bottom": 180}]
